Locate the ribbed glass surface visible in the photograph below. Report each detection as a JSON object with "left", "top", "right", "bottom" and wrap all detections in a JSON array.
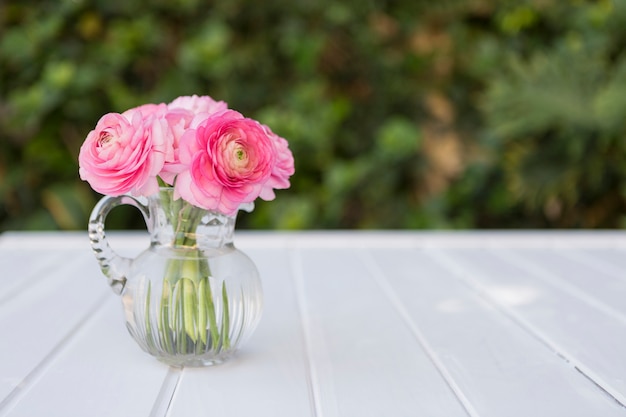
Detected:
[{"left": 89, "top": 188, "right": 263, "bottom": 366}]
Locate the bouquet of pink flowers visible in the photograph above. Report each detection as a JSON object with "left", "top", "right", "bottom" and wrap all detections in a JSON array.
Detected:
[
  {"left": 78, "top": 94, "right": 294, "bottom": 215},
  {"left": 79, "top": 96, "right": 294, "bottom": 363}
]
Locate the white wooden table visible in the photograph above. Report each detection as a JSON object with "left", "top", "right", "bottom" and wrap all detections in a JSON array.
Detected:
[{"left": 0, "top": 231, "right": 625, "bottom": 417}]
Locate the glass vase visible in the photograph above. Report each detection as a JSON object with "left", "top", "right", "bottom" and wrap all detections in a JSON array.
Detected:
[{"left": 87, "top": 187, "right": 263, "bottom": 367}]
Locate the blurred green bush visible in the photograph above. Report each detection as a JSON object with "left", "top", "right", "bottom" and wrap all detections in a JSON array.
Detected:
[{"left": 1, "top": 0, "right": 625, "bottom": 230}]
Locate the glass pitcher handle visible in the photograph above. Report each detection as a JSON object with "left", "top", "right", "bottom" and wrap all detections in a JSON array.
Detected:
[{"left": 88, "top": 195, "right": 149, "bottom": 295}]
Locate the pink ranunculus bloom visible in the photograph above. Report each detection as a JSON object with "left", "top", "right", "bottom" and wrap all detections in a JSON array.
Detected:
[
  {"left": 122, "top": 102, "right": 168, "bottom": 119},
  {"left": 158, "top": 108, "right": 196, "bottom": 184},
  {"left": 123, "top": 103, "right": 177, "bottom": 179},
  {"left": 167, "top": 95, "right": 228, "bottom": 116},
  {"left": 259, "top": 125, "right": 295, "bottom": 201},
  {"left": 174, "top": 110, "right": 276, "bottom": 215},
  {"left": 78, "top": 109, "right": 168, "bottom": 196}
]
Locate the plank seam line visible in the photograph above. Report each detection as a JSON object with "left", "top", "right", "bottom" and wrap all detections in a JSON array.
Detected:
[
  {"left": 0, "top": 292, "right": 110, "bottom": 416},
  {"left": 574, "top": 366, "right": 626, "bottom": 409},
  {"left": 0, "top": 254, "right": 69, "bottom": 306},
  {"left": 358, "top": 250, "right": 479, "bottom": 417},
  {"left": 492, "top": 249, "right": 626, "bottom": 326},
  {"left": 555, "top": 249, "right": 626, "bottom": 283},
  {"left": 288, "top": 248, "right": 330, "bottom": 417},
  {"left": 149, "top": 366, "right": 183, "bottom": 417},
  {"left": 427, "top": 248, "right": 626, "bottom": 409}
]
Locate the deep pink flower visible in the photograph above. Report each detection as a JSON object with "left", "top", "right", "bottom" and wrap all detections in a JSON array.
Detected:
[
  {"left": 259, "top": 126, "right": 295, "bottom": 201},
  {"left": 78, "top": 94, "right": 294, "bottom": 215},
  {"left": 78, "top": 109, "right": 168, "bottom": 196},
  {"left": 160, "top": 96, "right": 228, "bottom": 184},
  {"left": 174, "top": 110, "right": 276, "bottom": 215}
]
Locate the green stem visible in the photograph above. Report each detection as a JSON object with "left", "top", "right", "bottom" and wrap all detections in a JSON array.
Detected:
[
  {"left": 221, "top": 281, "right": 231, "bottom": 350},
  {"left": 145, "top": 281, "right": 155, "bottom": 351},
  {"left": 180, "top": 257, "right": 200, "bottom": 342},
  {"left": 204, "top": 277, "right": 220, "bottom": 348},
  {"left": 151, "top": 189, "right": 233, "bottom": 355},
  {"left": 197, "top": 277, "right": 208, "bottom": 346},
  {"left": 159, "top": 279, "right": 174, "bottom": 354}
]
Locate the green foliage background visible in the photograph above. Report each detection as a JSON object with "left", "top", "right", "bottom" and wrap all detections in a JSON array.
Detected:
[{"left": 1, "top": 0, "right": 625, "bottom": 230}]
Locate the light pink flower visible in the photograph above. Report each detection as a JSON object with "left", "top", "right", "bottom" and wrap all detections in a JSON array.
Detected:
[
  {"left": 160, "top": 96, "right": 228, "bottom": 185},
  {"left": 123, "top": 102, "right": 168, "bottom": 119},
  {"left": 174, "top": 110, "right": 276, "bottom": 215},
  {"left": 78, "top": 110, "right": 168, "bottom": 196},
  {"left": 259, "top": 126, "right": 295, "bottom": 201},
  {"left": 78, "top": 94, "right": 294, "bottom": 214},
  {"left": 158, "top": 108, "right": 196, "bottom": 184},
  {"left": 167, "top": 95, "right": 228, "bottom": 116}
]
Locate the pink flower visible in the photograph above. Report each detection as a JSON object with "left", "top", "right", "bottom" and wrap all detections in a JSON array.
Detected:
[
  {"left": 78, "top": 94, "right": 294, "bottom": 215},
  {"left": 174, "top": 110, "right": 276, "bottom": 215},
  {"left": 160, "top": 96, "right": 228, "bottom": 184},
  {"left": 167, "top": 95, "right": 228, "bottom": 116},
  {"left": 123, "top": 102, "right": 168, "bottom": 119},
  {"left": 259, "top": 126, "right": 295, "bottom": 201},
  {"left": 158, "top": 108, "right": 196, "bottom": 184},
  {"left": 78, "top": 109, "right": 168, "bottom": 196}
]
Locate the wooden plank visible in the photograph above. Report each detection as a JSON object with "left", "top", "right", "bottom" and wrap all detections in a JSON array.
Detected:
[
  {"left": 0, "top": 250, "right": 61, "bottom": 301},
  {"left": 292, "top": 248, "right": 470, "bottom": 417},
  {"left": 429, "top": 247, "right": 626, "bottom": 407},
  {"left": 558, "top": 248, "right": 626, "bottom": 279},
  {"left": 0, "top": 250, "right": 107, "bottom": 403},
  {"left": 369, "top": 247, "right": 626, "bottom": 416},
  {"left": 1, "top": 232, "right": 625, "bottom": 416},
  {"left": 496, "top": 248, "right": 626, "bottom": 318},
  {"left": 0, "top": 239, "right": 167, "bottom": 417},
  {"left": 165, "top": 248, "right": 313, "bottom": 417},
  {"left": 1, "top": 296, "right": 167, "bottom": 417}
]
